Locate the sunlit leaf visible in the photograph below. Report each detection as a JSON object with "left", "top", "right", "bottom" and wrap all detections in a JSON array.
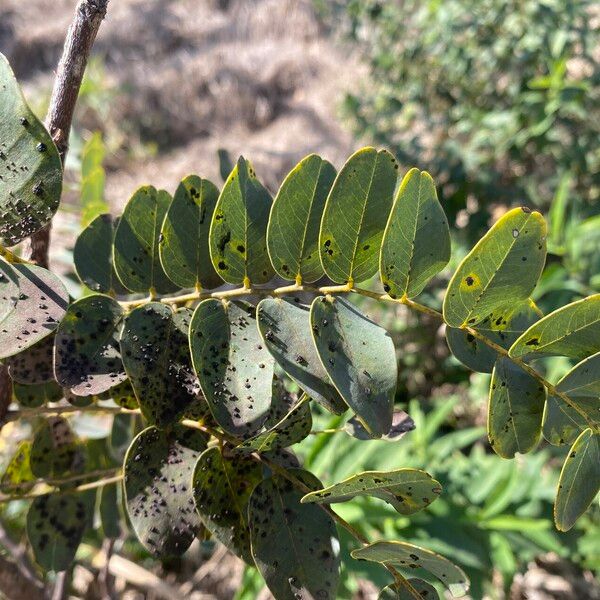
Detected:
[
  {"left": 0, "top": 440, "right": 35, "bottom": 493},
  {"left": 248, "top": 469, "right": 340, "bottom": 600},
  {"left": 302, "top": 468, "right": 441, "bottom": 515},
  {"left": 4, "top": 334, "right": 55, "bottom": 384},
  {"left": 159, "top": 175, "right": 222, "bottom": 290},
  {"left": 310, "top": 296, "right": 396, "bottom": 436},
  {"left": 443, "top": 207, "right": 546, "bottom": 328},
  {"left": 209, "top": 157, "right": 274, "bottom": 285},
  {"left": 0, "top": 53, "right": 62, "bottom": 246},
  {"left": 320, "top": 147, "right": 397, "bottom": 284},
  {"left": 380, "top": 168, "right": 450, "bottom": 299},
  {"left": 554, "top": 429, "right": 600, "bottom": 531},
  {"left": 124, "top": 425, "right": 207, "bottom": 557},
  {"left": 344, "top": 411, "right": 415, "bottom": 442},
  {"left": 267, "top": 154, "right": 336, "bottom": 283}
]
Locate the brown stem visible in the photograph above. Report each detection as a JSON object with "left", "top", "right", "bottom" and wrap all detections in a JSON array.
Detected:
[{"left": 28, "top": 0, "right": 109, "bottom": 268}]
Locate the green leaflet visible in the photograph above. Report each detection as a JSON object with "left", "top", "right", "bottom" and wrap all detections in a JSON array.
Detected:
[
  {"left": 209, "top": 157, "right": 274, "bottom": 285},
  {"left": 320, "top": 147, "right": 397, "bottom": 284},
  {"left": 344, "top": 410, "right": 415, "bottom": 442},
  {"left": 4, "top": 334, "right": 55, "bottom": 384},
  {"left": 509, "top": 294, "right": 600, "bottom": 360},
  {"left": 351, "top": 541, "right": 469, "bottom": 597},
  {"left": 27, "top": 492, "right": 92, "bottom": 571},
  {"left": 380, "top": 168, "right": 450, "bottom": 299},
  {"left": 108, "top": 412, "right": 137, "bottom": 463},
  {"left": 554, "top": 429, "right": 600, "bottom": 531},
  {"left": 446, "top": 302, "right": 538, "bottom": 374},
  {"left": 30, "top": 417, "right": 83, "bottom": 479},
  {"left": 301, "top": 468, "right": 441, "bottom": 515},
  {"left": 0, "top": 440, "right": 35, "bottom": 494},
  {"left": 159, "top": 175, "right": 222, "bottom": 290},
  {"left": 310, "top": 296, "right": 396, "bottom": 436},
  {"left": 488, "top": 358, "right": 546, "bottom": 458},
  {"left": 113, "top": 186, "right": 179, "bottom": 294},
  {"left": 80, "top": 133, "right": 109, "bottom": 227},
  {"left": 248, "top": 470, "right": 340, "bottom": 600},
  {"left": 190, "top": 299, "right": 274, "bottom": 436},
  {"left": 556, "top": 351, "right": 600, "bottom": 399},
  {"left": 13, "top": 380, "right": 62, "bottom": 408},
  {"left": 99, "top": 483, "right": 122, "bottom": 539},
  {"left": 379, "top": 580, "right": 440, "bottom": 599},
  {"left": 73, "top": 214, "right": 127, "bottom": 295},
  {"left": 0, "top": 262, "right": 68, "bottom": 359},
  {"left": 98, "top": 379, "right": 138, "bottom": 410},
  {"left": 192, "top": 446, "right": 262, "bottom": 563},
  {"left": 121, "top": 303, "right": 201, "bottom": 427},
  {"left": 0, "top": 53, "right": 62, "bottom": 246},
  {"left": 542, "top": 395, "right": 597, "bottom": 447},
  {"left": 54, "top": 295, "right": 126, "bottom": 396},
  {"left": 443, "top": 207, "right": 547, "bottom": 328},
  {"left": 124, "top": 425, "right": 208, "bottom": 557},
  {"left": 267, "top": 154, "right": 336, "bottom": 283},
  {"left": 256, "top": 297, "right": 346, "bottom": 414}
]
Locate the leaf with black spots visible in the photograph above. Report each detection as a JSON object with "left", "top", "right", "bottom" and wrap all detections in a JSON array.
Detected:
[
  {"left": 302, "top": 468, "right": 441, "bottom": 515},
  {"left": 13, "top": 380, "right": 62, "bottom": 407},
  {"left": 256, "top": 298, "right": 346, "bottom": 414},
  {"left": 124, "top": 425, "right": 207, "bottom": 557},
  {"left": 192, "top": 446, "right": 262, "bottom": 563},
  {"left": 190, "top": 299, "right": 274, "bottom": 436},
  {"left": 0, "top": 440, "right": 35, "bottom": 493},
  {"left": 209, "top": 157, "right": 274, "bottom": 285},
  {"left": 542, "top": 394, "right": 598, "bottom": 447},
  {"left": 54, "top": 294, "right": 126, "bottom": 396},
  {"left": 98, "top": 379, "right": 138, "bottom": 409},
  {"left": 344, "top": 411, "right": 415, "bottom": 442},
  {"left": 0, "top": 53, "right": 62, "bottom": 246},
  {"left": 113, "top": 186, "right": 179, "bottom": 294},
  {"left": 352, "top": 541, "right": 469, "bottom": 597},
  {"left": 121, "top": 304, "right": 201, "bottom": 427},
  {"left": 4, "top": 333, "right": 54, "bottom": 383},
  {"left": 379, "top": 580, "right": 440, "bottom": 599},
  {"left": 0, "top": 261, "right": 68, "bottom": 359},
  {"left": 310, "top": 296, "right": 396, "bottom": 436},
  {"left": 159, "top": 175, "right": 222, "bottom": 290},
  {"left": 248, "top": 469, "right": 340, "bottom": 600}
]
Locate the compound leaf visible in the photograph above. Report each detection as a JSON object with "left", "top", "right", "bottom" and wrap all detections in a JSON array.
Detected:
[
  {"left": 190, "top": 299, "right": 273, "bottom": 436},
  {"left": 0, "top": 262, "right": 68, "bottom": 359},
  {"left": 352, "top": 541, "right": 469, "bottom": 597},
  {"left": 509, "top": 294, "right": 600, "bottom": 361},
  {"left": 380, "top": 168, "right": 450, "bottom": 299},
  {"left": 248, "top": 469, "right": 340, "bottom": 600},
  {"left": 0, "top": 53, "right": 62, "bottom": 246},
  {"left": 443, "top": 207, "right": 546, "bottom": 328},
  {"left": 310, "top": 296, "right": 396, "bottom": 436},
  {"left": 54, "top": 294, "right": 126, "bottom": 396},
  {"left": 302, "top": 468, "right": 441, "bottom": 515},
  {"left": 554, "top": 429, "right": 600, "bottom": 531},
  {"left": 488, "top": 358, "right": 546, "bottom": 458},
  {"left": 121, "top": 303, "right": 201, "bottom": 427},
  {"left": 4, "top": 333, "right": 55, "bottom": 384},
  {"left": 13, "top": 380, "right": 62, "bottom": 407},
  {"left": 159, "top": 175, "right": 222, "bottom": 290},
  {"left": 379, "top": 580, "right": 440, "bottom": 599},
  {"left": 267, "top": 154, "right": 336, "bottom": 283},
  {"left": 209, "top": 157, "right": 274, "bottom": 285},
  {"left": 320, "top": 147, "right": 397, "bottom": 284},
  {"left": 192, "top": 446, "right": 262, "bottom": 563},
  {"left": 256, "top": 297, "right": 346, "bottom": 414},
  {"left": 124, "top": 425, "right": 207, "bottom": 557},
  {"left": 114, "top": 186, "right": 178, "bottom": 294},
  {"left": 0, "top": 440, "right": 35, "bottom": 494}
]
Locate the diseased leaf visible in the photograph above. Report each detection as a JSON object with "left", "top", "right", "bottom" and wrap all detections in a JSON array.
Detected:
[
  {"left": 190, "top": 299, "right": 273, "bottom": 436},
  {"left": 73, "top": 214, "right": 127, "bottom": 295},
  {"left": 380, "top": 168, "right": 450, "bottom": 299},
  {"left": 248, "top": 469, "right": 340, "bottom": 600},
  {"left": 267, "top": 154, "right": 336, "bottom": 283},
  {"left": 159, "top": 175, "right": 222, "bottom": 290},
  {"left": 488, "top": 358, "right": 546, "bottom": 458},
  {"left": 98, "top": 379, "right": 138, "bottom": 409},
  {"left": 0, "top": 53, "right": 62, "bottom": 246},
  {"left": 509, "top": 294, "right": 600, "bottom": 360},
  {"left": 379, "top": 580, "right": 440, "bottom": 599},
  {"left": 0, "top": 440, "right": 35, "bottom": 493},
  {"left": 352, "top": 541, "right": 469, "bottom": 597},
  {"left": 344, "top": 411, "right": 415, "bottom": 442},
  {"left": 0, "top": 258, "right": 19, "bottom": 323},
  {"left": 556, "top": 351, "right": 600, "bottom": 399},
  {"left": 13, "top": 380, "right": 62, "bottom": 407},
  {"left": 54, "top": 294, "right": 126, "bottom": 396},
  {"left": 113, "top": 186, "right": 179, "bottom": 294},
  {"left": 310, "top": 296, "right": 396, "bottom": 436},
  {"left": 209, "top": 157, "right": 274, "bottom": 285},
  {"left": 124, "top": 425, "right": 207, "bottom": 557},
  {"left": 443, "top": 207, "right": 547, "bottom": 328},
  {"left": 554, "top": 429, "right": 600, "bottom": 531},
  {"left": 542, "top": 395, "right": 598, "bottom": 447},
  {"left": 121, "top": 304, "right": 201, "bottom": 427},
  {"left": 4, "top": 334, "right": 55, "bottom": 384},
  {"left": 192, "top": 446, "right": 262, "bottom": 563},
  {"left": 320, "top": 147, "right": 397, "bottom": 284},
  {"left": 30, "top": 417, "right": 83, "bottom": 479},
  {"left": 256, "top": 297, "right": 346, "bottom": 414},
  {"left": 0, "top": 261, "right": 68, "bottom": 359},
  {"left": 302, "top": 468, "right": 441, "bottom": 515}
]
